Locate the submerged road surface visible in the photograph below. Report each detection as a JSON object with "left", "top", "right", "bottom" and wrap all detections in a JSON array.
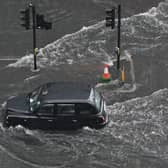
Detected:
[{"left": 0, "top": 52, "right": 168, "bottom": 167}]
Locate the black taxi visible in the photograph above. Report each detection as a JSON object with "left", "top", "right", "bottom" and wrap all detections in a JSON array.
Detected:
[{"left": 2, "top": 82, "right": 108, "bottom": 129}]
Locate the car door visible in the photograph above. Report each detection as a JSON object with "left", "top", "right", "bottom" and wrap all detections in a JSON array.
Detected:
[
  {"left": 37, "top": 104, "right": 55, "bottom": 123},
  {"left": 54, "top": 104, "right": 80, "bottom": 127}
]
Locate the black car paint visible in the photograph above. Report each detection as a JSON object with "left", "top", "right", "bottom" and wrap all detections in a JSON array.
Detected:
[{"left": 2, "top": 83, "right": 108, "bottom": 129}]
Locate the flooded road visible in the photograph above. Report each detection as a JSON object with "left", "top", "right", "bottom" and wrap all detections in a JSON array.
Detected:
[
  {"left": 1, "top": 0, "right": 168, "bottom": 167},
  {"left": 0, "top": 53, "right": 168, "bottom": 167}
]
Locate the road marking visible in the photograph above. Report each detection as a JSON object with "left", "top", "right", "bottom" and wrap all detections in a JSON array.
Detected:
[{"left": 0, "top": 58, "right": 19, "bottom": 61}]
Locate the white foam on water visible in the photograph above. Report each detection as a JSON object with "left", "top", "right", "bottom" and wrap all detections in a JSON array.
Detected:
[
  {"left": 106, "top": 88, "right": 168, "bottom": 157},
  {"left": 7, "top": 1, "right": 168, "bottom": 70}
]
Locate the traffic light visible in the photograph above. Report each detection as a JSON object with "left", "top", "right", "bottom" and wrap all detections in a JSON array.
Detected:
[
  {"left": 105, "top": 8, "right": 115, "bottom": 29},
  {"left": 36, "top": 14, "right": 52, "bottom": 30},
  {"left": 20, "top": 7, "right": 30, "bottom": 29}
]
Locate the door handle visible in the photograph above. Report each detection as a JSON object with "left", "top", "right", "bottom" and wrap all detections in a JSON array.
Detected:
[{"left": 72, "top": 119, "right": 78, "bottom": 122}]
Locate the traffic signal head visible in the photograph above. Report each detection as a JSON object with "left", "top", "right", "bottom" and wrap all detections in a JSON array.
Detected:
[
  {"left": 105, "top": 8, "right": 115, "bottom": 29},
  {"left": 44, "top": 22, "right": 52, "bottom": 30},
  {"left": 36, "top": 14, "right": 44, "bottom": 29},
  {"left": 20, "top": 7, "right": 30, "bottom": 29},
  {"left": 36, "top": 14, "right": 52, "bottom": 30}
]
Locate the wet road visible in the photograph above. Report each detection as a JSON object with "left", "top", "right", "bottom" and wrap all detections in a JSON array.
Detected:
[
  {"left": 0, "top": 52, "right": 168, "bottom": 167},
  {"left": 1, "top": 0, "right": 168, "bottom": 167}
]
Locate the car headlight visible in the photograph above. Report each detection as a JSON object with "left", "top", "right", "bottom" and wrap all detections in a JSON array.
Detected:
[{"left": 30, "top": 98, "right": 34, "bottom": 103}]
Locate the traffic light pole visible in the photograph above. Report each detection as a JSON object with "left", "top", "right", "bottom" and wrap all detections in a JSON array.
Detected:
[
  {"left": 32, "top": 5, "right": 37, "bottom": 70},
  {"left": 117, "top": 4, "right": 121, "bottom": 71},
  {"left": 20, "top": 4, "right": 53, "bottom": 71}
]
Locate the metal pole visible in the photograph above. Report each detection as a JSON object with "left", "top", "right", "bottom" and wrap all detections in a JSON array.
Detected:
[
  {"left": 32, "top": 5, "right": 37, "bottom": 70},
  {"left": 117, "top": 4, "right": 121, "bottom": 71}
]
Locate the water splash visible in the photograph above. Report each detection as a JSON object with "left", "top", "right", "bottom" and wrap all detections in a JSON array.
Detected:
[
  {"left": 8, "top": 1, "right": 168, "bottom": 68},
  {"left": 0, "top": 88, "right": 168, "bottom": 167},
  {"left": 107, "top": 88, "right": 168, "bottom": 158}
]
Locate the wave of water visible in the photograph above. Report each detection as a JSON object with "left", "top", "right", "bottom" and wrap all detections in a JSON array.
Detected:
[
  {"left": 8, "top": 0, "right": 168, "bottom": 69},
  {"left": 0, "top": 88, "right": 168, "bottom": 167},
  {"left": 122, "top": 0, "right": 168, "bottom": 55},
  {"left": 107, "top": 88, "right": 168, "bottom": 159},
  {"left": 1, "top": 2, "right": 168, "bottom": 167}
]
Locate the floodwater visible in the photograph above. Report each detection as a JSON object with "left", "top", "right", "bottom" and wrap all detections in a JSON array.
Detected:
[{"left": 1, "top": 0, "right": 168, "bottom": 168}]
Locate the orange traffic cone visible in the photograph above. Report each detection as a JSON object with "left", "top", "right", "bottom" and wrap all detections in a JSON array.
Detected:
[{"left": 100, "top": 64, "right": 112, "bottom": 83}]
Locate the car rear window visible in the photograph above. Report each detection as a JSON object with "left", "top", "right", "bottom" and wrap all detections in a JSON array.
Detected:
[
  {"left": 94, "top": 90, "right": 102, "bottom": 110},
  {"left": 76, "top": 103, "right": 97, "bottom": 115}
]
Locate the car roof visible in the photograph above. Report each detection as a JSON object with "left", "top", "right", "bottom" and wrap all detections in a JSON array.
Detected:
[{"left": 40, "top": 82, "right": 94, "bottom": 103}]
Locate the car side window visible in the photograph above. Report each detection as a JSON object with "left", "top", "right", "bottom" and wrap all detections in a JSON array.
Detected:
[
  {"left": 56, "top": 104, "right": 75, "bottom": 115},
  {"left": 38, "top": 104, "right": 54, "bottom": 115}
]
